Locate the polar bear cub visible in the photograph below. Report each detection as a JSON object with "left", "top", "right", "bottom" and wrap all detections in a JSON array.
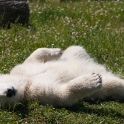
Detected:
[{"left": 0, "top": 46, "right": 124, "bottom": 107}]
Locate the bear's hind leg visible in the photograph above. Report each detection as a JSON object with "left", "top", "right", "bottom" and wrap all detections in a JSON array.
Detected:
[{"left": 60, "top": 46, "right": 91, "bottom": 61}]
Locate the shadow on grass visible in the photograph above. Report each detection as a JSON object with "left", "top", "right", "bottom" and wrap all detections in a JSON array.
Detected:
[
  {"left": 66, "top": 100, "right": 124, "bottom": 119},
  {"left": 2, "top": 100, "right": 124, "bottom": 120},
  {"left": 1, "top": 101, "right": 29, "bottom": 119},
  {"left": 13, "top": 102, "right": 29, "bottom": 118}
]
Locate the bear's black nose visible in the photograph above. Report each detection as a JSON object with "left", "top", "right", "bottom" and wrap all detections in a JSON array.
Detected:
[{"left": 6, "top": 87, "right": 16, "bottom": 97}]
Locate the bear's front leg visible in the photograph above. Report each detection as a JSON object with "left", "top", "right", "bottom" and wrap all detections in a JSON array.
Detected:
[
  {"left": 58, "top": 73, "right": 102, "bottom": 107},
  {"left": 24, "top": 48, "right": 62, "bottom": 63}
]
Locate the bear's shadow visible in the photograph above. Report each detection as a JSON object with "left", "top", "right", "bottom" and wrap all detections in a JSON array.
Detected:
[
  {"left": 2, "top": 100, "right": 124, "bottom": 120},
  {"left": 67, "top": 100, "right": 124, "bottom": 119}
]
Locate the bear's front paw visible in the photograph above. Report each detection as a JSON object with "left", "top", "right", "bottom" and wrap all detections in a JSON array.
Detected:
[
  {"left": 50, "top": 48, "right": 63, "bottom": 57},
  {"left": 86, "top": 73, "right": 102, "bottom": 88}
]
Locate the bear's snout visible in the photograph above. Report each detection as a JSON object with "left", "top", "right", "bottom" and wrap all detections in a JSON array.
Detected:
[{"left": 6, "top": 87, "right": 16, "bottom": 97}]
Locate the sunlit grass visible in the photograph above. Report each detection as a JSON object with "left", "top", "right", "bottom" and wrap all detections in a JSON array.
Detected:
[{"left": 0, "top": 0, "right": 124, "bottom": 123}]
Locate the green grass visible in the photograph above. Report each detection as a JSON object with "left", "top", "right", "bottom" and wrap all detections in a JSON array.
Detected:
[{"left": 0, "top": 0, "right": 124, "bottom": 123}]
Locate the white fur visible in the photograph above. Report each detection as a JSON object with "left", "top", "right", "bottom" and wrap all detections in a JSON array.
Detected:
[{"left": 0, "top": 46, "right": 124, "bottom": 107}]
